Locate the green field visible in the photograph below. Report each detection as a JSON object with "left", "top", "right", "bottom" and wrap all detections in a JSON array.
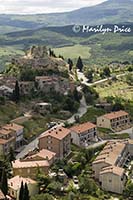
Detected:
[
  {"left": 95, "top": 80, "right": 133, "bottom": 100},
  {"left": 54, "top": 45, "right": 91, "bottom": 60}
]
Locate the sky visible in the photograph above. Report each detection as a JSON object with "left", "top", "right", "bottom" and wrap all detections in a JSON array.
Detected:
[{"left": 0, "top": 0, "right": 107, "bottom": 14}]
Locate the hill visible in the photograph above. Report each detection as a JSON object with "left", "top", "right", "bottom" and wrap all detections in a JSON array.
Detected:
[
  {"left": 0, "top": 22, "right": 132, "bottom": 71},
  {"left": 0, "top": 0, "right": 132, "bottom": 31}
]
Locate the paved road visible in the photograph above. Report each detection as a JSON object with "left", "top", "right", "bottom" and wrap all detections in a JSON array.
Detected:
[
  {"left": 16, "top": 92, "right": 88, "bottom": 159},
  {"left": 114, "top": 127, "right": 133, "bottom": 139},
  {"left": 67, "top": 93, "right": 88, "bottom": 124},
  {"left": 77, "top": 70, "right": 127, "bottom": 87},
  {"left": 16, "top": 72, "right": 131, "bottom": 159}
]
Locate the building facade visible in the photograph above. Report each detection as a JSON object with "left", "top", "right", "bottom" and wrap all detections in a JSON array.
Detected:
[
  {"left": 92, "top": 140, "right": 133, "bottom": 194},
  {"left": 39, "top": 126, "right": 71, "bottom": 159},
  {"left": 12, "top": 149, "right": 56, "bottom": 179},
  {"left": 70, "top": 122, "right": 97, "bottom": 147},
  {"left": 97, "top": 110, "right": 130, "bottom": 131},
  {"left": 8, "top": 176, "right": 39, "bottom": 200}
]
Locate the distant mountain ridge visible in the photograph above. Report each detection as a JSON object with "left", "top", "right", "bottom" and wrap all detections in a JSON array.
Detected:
[{"left": 0, "top": 0, "right": 132, "bottom": 32}]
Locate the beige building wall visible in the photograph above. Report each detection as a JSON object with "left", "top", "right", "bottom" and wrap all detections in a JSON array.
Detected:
[
  {"left": 9, "top": 183, "right": 39, "bottom": 200},
  {"left": 92, "top": 162, "right": 110, "bottom": 179},
  {"left": 39, "top": 134, "right": 71, "bottom": 159},
  {"left": 100, "top": 172, "right": 126, "bottom": 194},
  {"left": 97, "top": 116, "right": 111, "bottom": 129},
  {"left": 13, "top": 166, "right": 49, "bottom": 180},
  {"left": 39, "top": 136, "right": 60, "bottom": 158},
  {"left": 71, "top": 131, "right": 80, "bottom": 146},
  {"left": 127, "top": 140, "right": 133, "bottom": 157}
]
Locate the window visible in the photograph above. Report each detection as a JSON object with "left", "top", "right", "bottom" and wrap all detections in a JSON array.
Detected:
[
  {"left": 12, "top": 190, "right": 14, "bottom": 196},
  {"left": 27, "top": 169, "right": 30, "bottom": 174},
  {"left": 109, "top": 179, "right": 112, "bottom": 183}
]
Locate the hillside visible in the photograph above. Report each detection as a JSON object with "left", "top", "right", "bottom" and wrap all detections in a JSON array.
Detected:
[{"left": 0, "top": 0, "right": 132, "bottom": 31}]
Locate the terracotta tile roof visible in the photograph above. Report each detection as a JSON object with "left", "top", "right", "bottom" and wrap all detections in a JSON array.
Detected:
[
  {"left": 39, "top": 126, "right": 71, "bottom": 140},
  {"left": 93, "top": 141, "right": 126, "bottom": 165},
  {"left": 0, "top": 138, "right": 8, "bottom": 145},
  {"left": 103, "top": 110, "right": 128, "bottom": 120},
  {"left": 0, "top": 137, "right": 15, "bottom": 145},
  {"left": 70, "top": 122, "right": 96, "bottom": 135},
  {"left": 35, "top": 76, "right": 58, "bottom": 82},
  {"left": 100, "top": 165, "right": 125, "bottom": 176},
  {"left": 0, "top": 128, "right": 12, "bottom": 135},
  {"left": 0, "top": 189, "right": 5, "bottom": 199},
  {"left": 12, "top": 159, "right": 50, "bottom": 168},
  {"left": 25, "top": 149, "right": 56, "bottom": 161},
  {"left": 8, "top": 176, "right": 36, "bottom": 190},
  {"left": 3, "top": 123, "right": 24, "bottom": 132}
]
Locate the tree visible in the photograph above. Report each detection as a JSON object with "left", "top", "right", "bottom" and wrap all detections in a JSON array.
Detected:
[
  {"left": 23, "top": 183, "right": 30, "bottom": 200},
  {"left": 86, "top": 70, "right": 93, "bottom": 83},
  {"left": 13, "top": 80, "right": 20, "bottom": 103},
  {"left": 124, "top": 180, "right": 133, "bottom": 197},
  {"left": 126, "top": 73, "right": 133, "bottom": 86},
  {"left": 47, "top": 181, "right": 62, "bottom": 195},
  {"left": 0, "top": 168, "right": 8, "bottom": 196},
  {"left": 103, "top": 67, "right": 111, "bottom": 77},
  {"left": 76, "top": 57, "right": 83, "bottom": 72},
  {"left": 68, "top": 58, "right": 73, "bottom": 71},
  {"left": 31, "top": 193, "right": 54, "bottom": 200},
  {"left": 49, "top": 48, "right": 56, "bottom": 57},
  {"left": 36, "top": 173, "right": 51, "bottom": 192},
  {"left": 73, "top": 88, "right": 81, "bottom": 102},
  {"left": 19, "top": 182, "right": 30, "bottom": 200},
  {"left": 127, "top": 66, "right": 133, "bottom": 72},
  {"left": 79, "top": 175, "right": 98, "bottom": 195},
  {"left": 19, "top": 181, "right": 24, "bottom": 200},
  {"left": 8, "top": 147, "right": 15, "bottom": 163}
]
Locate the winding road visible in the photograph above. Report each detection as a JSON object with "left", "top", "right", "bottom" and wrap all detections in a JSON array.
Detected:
[
  {"left": 16, "top": 71, "right": 131, "bottom": 159},
  {"left": 16, "top": 89, "right": 88, "bottom": 159}
]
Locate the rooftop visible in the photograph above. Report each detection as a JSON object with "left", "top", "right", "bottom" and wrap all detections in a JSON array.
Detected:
[
  {"left": 3, "top": 123, "right": 24, "bottom": 132},
  {"left": 8, "top": 176, "right": 36, "bottom": 190},
  {"left": 93, "top": 141, "right": 126, "bottom": 165},
  {"left": 103, "top": 110, "right": 128, "bottom": 120},
  {"left": 70, "top": 122, "right": 96, "bottom": 134},
  {"left": 0, "top": 128, "right": 13, "bottom": 135},
  {"left": 35, "top": 76, "right": 58, "bottom": 82},
  {"left": 39, "top": 126, "right": 70, "bottom": 140},
  {"left": 12, "top": 159, "right": 50, "bottom": 169},
  {"left": 100, "top": 165, "right": 125, "bottom": 176},
  {"left": 25, "top": 149, "right": 56, "bottom": 161}
]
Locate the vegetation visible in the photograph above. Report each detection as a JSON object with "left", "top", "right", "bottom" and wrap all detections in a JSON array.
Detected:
[
  {"left": 82, "top": 85, "right": 99, "bottom": 105},
  {"left": 76, "top": 56, "right": 84, "bottom": 72},
  {"left": 80, "top": 106, "right": 106, "bottom": 123},
  {"left": 19, "top": 182, "right": 30, "bottom": 200},
  {"left": 95, "top": 79, "right": 133, "bottom": 101},
  {"left": 13, "top": 80, "right": 20, "bottom": 103}
]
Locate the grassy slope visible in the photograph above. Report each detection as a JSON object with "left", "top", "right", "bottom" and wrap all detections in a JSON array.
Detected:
[
  {"left": 95, "top": 80, "right": 133, "bottom": 100},
  {"left": 54, "top": 45, "right": 91, "bottom": 59},
  {"left": 0, "top": 23, "right": 132, "bottom": 71}
]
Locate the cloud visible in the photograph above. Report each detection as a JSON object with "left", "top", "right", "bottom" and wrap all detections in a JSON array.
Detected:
[{"left": 0, "top": 0, "right": 107, "bottom": 14}]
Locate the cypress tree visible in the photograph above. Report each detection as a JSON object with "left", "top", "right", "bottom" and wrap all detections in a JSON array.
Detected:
[
  {"left": 23, "top": 183, "right": 30, "bottom": 200},
  {"left": 1, "top": 168, "right": 8, "bottom": 196},
  {"left": 13, "top": 80, "right": 20, "bottom": 103},
  {"left": 68, "top": 58, "right": 73, "bottom": 71},
  {"left": 19, "top": 181, "right": 24, "bottom": 200},
  {"left": 76, "top": 56, "right": 83, "bottom": 72},
  {"left": 8, "top": 147, "right": 15, "bottom": 163}
]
